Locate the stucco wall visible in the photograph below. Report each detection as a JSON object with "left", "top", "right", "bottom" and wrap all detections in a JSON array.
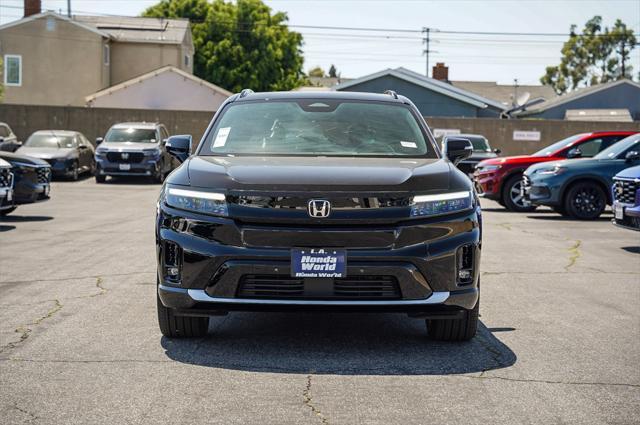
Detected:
[
  {"left": 337, "top": 75, "right": 502, "bottom": 118},
  {"left": 527, "top": 84, "right": 640, "bottom": 120},
  {"left": 110, "top": 42, "right": 188, "bottom": 85},
  {"left": 0, "top": 16, "right": 108, "bottom": 106},
  {"left": 87, "top": 70, "right": 229, "bottom": 111}
]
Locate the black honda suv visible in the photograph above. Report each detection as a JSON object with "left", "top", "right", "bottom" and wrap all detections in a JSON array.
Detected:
[{"left": 156, "top": 90, "right": 481, "bottom": 341}]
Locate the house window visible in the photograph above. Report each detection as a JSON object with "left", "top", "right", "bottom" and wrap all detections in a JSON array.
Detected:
[
  {"left": 4, "top": 55, "right": 22, "bottom": 86},
  {"left": 103, "top": 44, "right": 110, "bottom": 66},
  {"left": 184, "top": 54, "right": 190, "bottom": 67},
  {"left": 46, "top": 16, "right": 56, "bottom": 31}
]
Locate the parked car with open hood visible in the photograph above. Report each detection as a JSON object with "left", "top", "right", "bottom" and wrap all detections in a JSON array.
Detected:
[
  {"left": 523, "top": 133, "right": 640, "bottom": 220},
  {"left": 474, "top": 131, "right": 636, "bottom": 212},
  {"left": 442, "top": 133, "right": 500, "bottom": 177},
  {"left": 612, "top": 165, "right": 640, "bottom": 231},
  {"left": 156, "top": 90, "right": 481, "bottom": 342},
  {"left": 0, "top": 122, "right": 21, "bottom": 152},
  {"left": 0, "top": 158, "right": 14, "bottom": 213},
  {"left": 0, "top": 151, "right": 51, "bottom": 215},
  {"left": 16, "top": 130, "right": 95, "bottom": 180},
  {"left": 94, "top": 122, "right": 175, "bottom": 183}
]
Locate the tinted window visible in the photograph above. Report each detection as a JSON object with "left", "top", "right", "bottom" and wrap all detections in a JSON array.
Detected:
[
  {"left": 595, "top": 134, "right": 640, "bottom": 159},
  {"left": 25, "top": 133, "right": 76, "bottom": 148},
  {"left": 105, "top": 128, "right": 157, "bottom": 143},
  {"left": 200, "top": 100, "right": 435, "bottom": 158},
  {"left": 532, "top": 134, "right": 585, "bottom": 157},
  {"left": 576, "top": 138, "right": 603, "bottom": 157}
]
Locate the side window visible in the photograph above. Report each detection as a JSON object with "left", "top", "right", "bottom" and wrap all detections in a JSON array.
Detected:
[
  {"left": 160, "top": 127, "right": 169, "bottom": 140},
  {"left": 599, "top": 135, "right": 626, "bottom": 151},
  {"left": 4, "top": 55, "right": 22, "bottom": 86},
  {"left": 576, "top": 138, "right": 603, "bottom": 157},
  {"left": 0, "top": 126, "right": 8, "bottom": 138},
  {"left": 620, "top": 141, "right": 640, "bottom": 158}
]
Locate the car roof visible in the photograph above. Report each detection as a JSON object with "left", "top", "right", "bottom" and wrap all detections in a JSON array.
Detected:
[
  {"left": 110, "top": 122, "right": 160, "bottom": 129},
  {"left": 231, "top": 90, "right": 410, "bottom": 105}
]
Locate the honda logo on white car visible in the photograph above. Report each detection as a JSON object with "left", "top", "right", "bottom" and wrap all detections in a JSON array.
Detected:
[
  {"left": 308, "top": 199, "right": 331, "bottom": 218},
  {"left": 121, "top": 152, "right": 129, "bottom": 160}
]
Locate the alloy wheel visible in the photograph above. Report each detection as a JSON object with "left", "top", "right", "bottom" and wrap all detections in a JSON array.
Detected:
[
  {"left": 509, "top": 180, "right": 531, "bottom": 209},
  {"left": 571, "top": 187, "right": 604, "bottom": 217}
]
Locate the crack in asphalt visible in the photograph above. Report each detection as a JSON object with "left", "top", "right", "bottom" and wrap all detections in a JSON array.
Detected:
[
  {"left": 0, "top": 299, "right": 63, "bottom": 354},
  {"left": 0, "top": 271, "right": 155, "bottom": 286},
  {"left": 462, "top": 374, "right": 640, "bottom": 388},
  {"left": 564, "top": 240, "right": 582, "bottom": 271},
  {"left": 90, "top": 276, "right": 107, "bottom": 297},
  {"left": 11, "top": 402, "right": 40, "bottom": 423},
  {"left": 303, "top": 375, "right": 330, "bottom": 424}
]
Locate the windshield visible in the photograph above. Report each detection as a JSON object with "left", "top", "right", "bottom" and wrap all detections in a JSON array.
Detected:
[
  {"left": 594, "top": 134, "right": 640, "bottom": 159},
  {"left": 105, "top": 128, "right": 157, "bottom": 143},
  {"left": 532, "top": 134, "right": 585, "bottom": 157},
  {"left": 199, "top": 100, "right": 435, "bottom": 157},
  {"left": 25, "top": 133, "right": 75, "bottom": 148},
  {"left": 464, "top": 136, "right": 491, "bottom": 152}
]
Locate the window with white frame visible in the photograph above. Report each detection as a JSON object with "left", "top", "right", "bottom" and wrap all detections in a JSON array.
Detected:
[
  {"left": 4, "top": 55, "right": 22, "bottom": 86},
  {"left": 103, "top": 44, "right": 110, "bottom": 66}
]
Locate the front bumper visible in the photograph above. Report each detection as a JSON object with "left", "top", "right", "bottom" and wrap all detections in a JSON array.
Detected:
[
  {"left": 473, "top": 171, "right": 501, "bottom": 200},
  {"left": 0, "top": 187, "right": 14, "bottom": 210},
  {"left": 96, "top": 157, "right": 159, "bottom": 177},
  {"left": 523, "top": 173, "right": 562, "bottom": 207},
  {"left": 612, "top": 201, "right": 640, "bottom": 230},
  {"left": 156, "top": 202, "right": 482, "bottom": 314}
]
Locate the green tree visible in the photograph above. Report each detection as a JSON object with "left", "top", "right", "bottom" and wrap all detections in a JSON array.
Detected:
[
  {"left": 308, "top": 66, "right": 325, "bottom": 78},
  {"left": 144, "top": 0, "right": 306, "bottom": 92},
  {"left": 328, "top": 64, "right": 338, "bottom": 78},
  {"left": 541, "top": 16, "right": 636, "bottom": 94}
]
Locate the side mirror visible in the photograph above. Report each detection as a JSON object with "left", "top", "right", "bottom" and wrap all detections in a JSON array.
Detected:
[
  {"left": 78, "top": 144, "right": 88, "bottom": 150},
  {"left": 95, "top": 137, "right": 104, "bottom": 145},
  {"left": 161, "top": 138, "right": 168, "bottom": 146},
  {"left": 625, "top": 150, "right": 640, "bottom": 162},
  {"left": 166, "top": 135, "right": 192, "bottom": 163},
  {"left": 493, "top": 148, "right": 502, "bottom": 155},
  {"left": 443, "top": 138, "right": 473, "bottom": 165},
  {"left": 567, "top": 148, "right": 582, "bottom": 159}
]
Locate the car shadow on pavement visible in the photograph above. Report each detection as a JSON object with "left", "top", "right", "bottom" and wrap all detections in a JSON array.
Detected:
[
  {"left": 0, "top": 215, "right": 53, "bottom": 222},
  {"left": 526, "top": 214, "right": 611, "bottom": 222},
  {"left": 621, "top": 246, "right": 640, "bottom": 254},
  {"left": 161, "top": 313, "right": 516, "bottom": 375},
  {"left": 102, "top": 176, "right": 160, "bottom": 186},
  {"left": 0, "top": 224, "right": 16, "bottom": 232}
]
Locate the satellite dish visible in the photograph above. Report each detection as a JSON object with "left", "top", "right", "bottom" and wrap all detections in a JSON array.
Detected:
[{"left": 516, "top": 92, "right": 531, "bottom": 107}]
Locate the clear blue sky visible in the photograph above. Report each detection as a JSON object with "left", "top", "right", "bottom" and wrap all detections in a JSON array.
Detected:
[{"left": 1, "top": 0, "right": 639, "bottom": 84}]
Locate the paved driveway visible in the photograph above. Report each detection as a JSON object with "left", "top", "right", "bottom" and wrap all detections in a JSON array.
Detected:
[{"left": 1, "top": 178, "right": 638, "bottom": 424}]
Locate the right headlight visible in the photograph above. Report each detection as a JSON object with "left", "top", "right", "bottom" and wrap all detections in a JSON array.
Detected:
[
  {"left": 410, "top": 191, "right": 473, "bottom": 217},
  {"left": 164, "top": 187, "right": 228, "bottom": 217},
  {"left": 476, "top": 164, "right": 501, "bottom": 172}
]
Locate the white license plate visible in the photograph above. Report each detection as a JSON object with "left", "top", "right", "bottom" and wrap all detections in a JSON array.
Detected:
[
  {"left": 615, "top": 203, "right": 624, "bottom": 220},
  {"left": 44, "top": 185, "right": 50, "bottom": 196},
  {"left": 119, "top": 164, "right": 131, "bottom": 171}
]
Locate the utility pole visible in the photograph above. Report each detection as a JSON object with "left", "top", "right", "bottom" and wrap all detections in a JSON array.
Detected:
[
  {"left": 513, "top": 78, "right": 519, "bottom": 108},
  {"left": 422, "top": 27, "right": 431, "bottom": 77},
  {"left": 67, "top": 0, "right": 71, "bottom": 17}
]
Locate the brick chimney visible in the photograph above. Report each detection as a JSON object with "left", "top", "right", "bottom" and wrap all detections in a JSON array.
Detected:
[
  {"left": 24, "top": 0, "right": 41, "bottom": 17},
  {"left": 432, "top": 63, "right": 449, "bottom": 82}
]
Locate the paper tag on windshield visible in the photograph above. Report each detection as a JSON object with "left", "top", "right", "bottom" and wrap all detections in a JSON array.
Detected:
[
  {"left": 213, "top": 127, "right": 231, "bottom": 148},
  {"left": 401, "top": 141, "right": 417, "bottom": 148}
]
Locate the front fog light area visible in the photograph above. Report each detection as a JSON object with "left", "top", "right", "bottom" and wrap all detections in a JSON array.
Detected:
[
  {"left": 165, "top": 188, "right": 228, "bottom": 216},
  {"left": 163, "top": 241, "right": 182, "bottom": 285},
  {"left": 456, "top": 244, "right": 474, "bottom": 285},
  {"left": 410, "top": 191, "right": 472, "bottom": 217}
]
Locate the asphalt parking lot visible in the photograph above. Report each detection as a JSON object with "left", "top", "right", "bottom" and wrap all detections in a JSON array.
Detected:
[{"left": 0, "top": 177, "right": 639, "bottom": 425}]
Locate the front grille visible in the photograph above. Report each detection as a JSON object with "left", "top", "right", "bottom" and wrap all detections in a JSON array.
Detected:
[
  {"left": 0, "top": 168, "right": 11, "bottom": 188},
  {"left": 613, "top": 179, "right": 639, "bottom": 204},
  {"left": 106, "top": 152, "right": 144, "bottom": 163},
  {"left": 36, "top": 167, "right": 51, "bottom": 183},
  {"left": 237, "top": 274, "right": 401, "bottom": 300},
  {"left": 229, "top": 194, "right": 412, "bottom": 210}
]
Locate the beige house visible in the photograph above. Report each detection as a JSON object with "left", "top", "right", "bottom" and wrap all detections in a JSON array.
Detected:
[
  {"left": 0, "top": 8, "right": 193, "bottom": 106},
  {"left": 86, "top": 66, "right": 231, "bottom": 111}
]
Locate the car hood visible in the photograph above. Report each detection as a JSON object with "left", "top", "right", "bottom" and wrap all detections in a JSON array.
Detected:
[
  {"left": 527, "top": 157, "right": 626, "bottom": 178},
  {"left": 99, "top": 142, "right": 159, "bottom": 151},
  {"left": 615, "top": 165, "right": 640, "bottom": 179},
  {"left": 0, "top": 151, "right": 51, "bottom": 166},
  {"left": 0, "top": 158, "right": 10, "bottom": 168},
  {"left": 185, "top": 156, "right": 454, "bottom": 192},
  {"left": 15, "top": 147, "right": 75, "bottom": 159}
]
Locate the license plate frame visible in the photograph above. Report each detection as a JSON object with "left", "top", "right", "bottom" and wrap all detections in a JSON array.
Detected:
[
  {"left": 615, "top": 203, "right": 624, "bottom": 220},
  {"left": 119, "top": 163, "right": 131, "bottom": 171},
  {"left": 291, "top": 248, "right": 346, "bottom": 278}
]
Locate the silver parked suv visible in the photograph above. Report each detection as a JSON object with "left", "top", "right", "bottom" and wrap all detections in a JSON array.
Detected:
[{"left": 94, "top": 122, "right": 176, "bottom": 183}]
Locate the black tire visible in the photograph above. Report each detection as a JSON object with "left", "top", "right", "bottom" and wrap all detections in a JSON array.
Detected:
[
  {"left": 153, "top": 161, "right": 165, "bottom": 184},
  {"left": 157, "top": 292, "right": 209, "bottom": 338},
  {"left": 95, "top": 174, "right": 106, "bottom": 184},
  {"left": 502, "top": 174, "right": 536, "bottom": 212},
  {"left": 426, "top": 301, "right": 479, "bottom": 342},
  {"left": 0, "top": 206, "right": 17, "bottom": 216},
  {"left": 70, "top": 161, "right": 79, "bottom": 181},
  {"left": 564, "top": 182, "right": 607, "bottom": 220}
]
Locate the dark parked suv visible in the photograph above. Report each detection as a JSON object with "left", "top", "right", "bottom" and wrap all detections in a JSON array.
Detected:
[
  {"left": 95, "top": 122, "right": 175, "bottom": 183},
  {"left": 156, "top": 90, "right": 481, "bottom": 341}
]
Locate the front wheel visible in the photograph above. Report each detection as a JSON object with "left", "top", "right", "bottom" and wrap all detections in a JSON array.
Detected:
[
  {"left": 564, "top": 182, "right": 606, "bottom": 220},
  {"left": 426, "top": 301, "right": 479, "bottom": 342},
  {"left": 157, "top": 292, "right": 209, "bottom": 338},
  {"left": 70, "top": 162, "right": 79, "bottom": 181},
  {"left": 502, "top": 175, "right": 536, "bottom": 212}
]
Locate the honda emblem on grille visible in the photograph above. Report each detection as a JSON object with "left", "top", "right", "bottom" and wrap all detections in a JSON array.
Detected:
[
  {"left": 308, "top": 199, "right": 331, "bottom": 218},
  {"left": 121, "top": 152, "right": 129, "bottom": 160},
  {"left": 616, "top": 184, "right": 624, "bottom": 195}
]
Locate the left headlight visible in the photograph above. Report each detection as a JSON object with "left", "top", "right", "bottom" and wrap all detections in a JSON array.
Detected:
[
  {"left": 164, "top": 187, "right": 228, "bottom": 217},
  {"left": 144, "top": 148, "right": 162, "bottom": 158},
  {"left": 411, "top": 191, "right": 473, "bottom": 217},
  {"left": 538, "top": 165, "right": 567, "bottom": 176}
]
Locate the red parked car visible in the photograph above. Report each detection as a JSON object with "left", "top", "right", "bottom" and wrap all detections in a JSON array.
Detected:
[{"left": 474, "top": 131, "right": 636, "bottom": 212}]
